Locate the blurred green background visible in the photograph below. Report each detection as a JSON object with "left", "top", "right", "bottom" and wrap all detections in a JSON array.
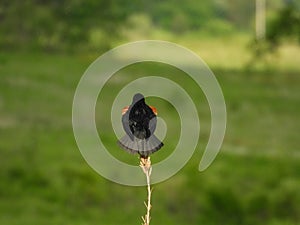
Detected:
[{"left": 0, "top": 0, "right": 300, "bottom": 224}]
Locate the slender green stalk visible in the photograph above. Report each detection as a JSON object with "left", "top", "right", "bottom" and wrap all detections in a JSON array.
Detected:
[{"left": 140, "top": 157, "right": 152, "bottom": 225}]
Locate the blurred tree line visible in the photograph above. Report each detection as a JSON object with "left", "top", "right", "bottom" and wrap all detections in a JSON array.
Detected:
[
  {"left": 252, "top": 0, "right": 300, "bottom": 59},
  {"left": 0, "top": 0, "right": 297, "bottom": 52},
  {"left": 0, "top": 0, "right": 130, "bottom": 52},
  {"left": 266, "top": 0, "right": 300, "bottom": 47}
]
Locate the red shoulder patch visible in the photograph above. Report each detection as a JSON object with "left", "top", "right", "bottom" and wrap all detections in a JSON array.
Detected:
[
  {"left": 150, "top": 106, "right": 157, "bottom": 115},
  {"left": 121, "top": 106, "right": 129, "bottom": 115}
]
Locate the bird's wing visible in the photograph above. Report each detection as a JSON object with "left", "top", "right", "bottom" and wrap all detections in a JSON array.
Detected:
[
  {"left": 149, "top": 116, "right": 157, "bottom": 135},
  {"left": 145, "top": 105, "right": 157, "bottom": 135},
  {"left": 122, "top": 107, "right": 134, "bottom": 140}
]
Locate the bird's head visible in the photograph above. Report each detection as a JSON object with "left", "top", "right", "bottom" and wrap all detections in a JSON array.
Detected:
[
  {"left": 132, "top": 93, "right": 145, "bottom": 104},
  {"left": 122, "top": 93, "right": 157, "bottom": 115}
]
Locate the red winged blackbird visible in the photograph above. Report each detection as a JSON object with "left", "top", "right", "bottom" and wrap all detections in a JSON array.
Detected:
[{"left": 118, "top": 93, "right": 164, "bottom": 158}]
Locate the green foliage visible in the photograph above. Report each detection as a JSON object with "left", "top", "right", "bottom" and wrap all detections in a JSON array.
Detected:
[
  {"left": 249, "top": 1, "right": 300, "bottom": 67},
  {"left": 0, "top": 0, "right": 129, "bottom": 52},
  {"left": 266, "top": 1, "right": 300, "bottom": 46},
  {"left": 0, "top": 0, "right": 299, "bottom": 52},
  {"left": 146, "top": 0, "right": 215, "bottom": 33},
  {"left": 214, "top": 0, "right": 255, "bottom": 29},
  {"left": 0, "top": 0, "right": 216, "bottom": 51},
  {"left": 0, "top": 0, "right": 288, "bottom": 52}
]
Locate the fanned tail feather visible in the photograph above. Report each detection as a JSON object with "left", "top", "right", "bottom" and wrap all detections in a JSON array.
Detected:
[{"left": 118, "top": 134, "right": 163, "bottom": 157}]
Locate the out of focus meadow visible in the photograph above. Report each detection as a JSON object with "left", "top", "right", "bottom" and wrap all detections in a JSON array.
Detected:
[{"left": 0, "top": 1, "right": 300, "bottom": 224}]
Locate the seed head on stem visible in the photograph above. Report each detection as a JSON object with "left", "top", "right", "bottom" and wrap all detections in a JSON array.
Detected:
[{"left": 140, "top": 157, "right": 152, "bottom": 225}]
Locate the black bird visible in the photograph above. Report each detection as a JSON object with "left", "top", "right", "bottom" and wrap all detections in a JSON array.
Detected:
[{"left": 118, "top": 93, "right": 164, "bottom": 158}]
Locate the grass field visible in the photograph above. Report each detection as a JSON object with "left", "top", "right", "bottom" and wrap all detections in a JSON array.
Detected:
[{"left": 0, "top": 37, "right": 300, "bottom": 225}]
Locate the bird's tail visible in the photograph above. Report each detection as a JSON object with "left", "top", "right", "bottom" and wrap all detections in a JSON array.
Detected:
[{"left": 118, "top": 134, "right": 163, "bottom": 158}]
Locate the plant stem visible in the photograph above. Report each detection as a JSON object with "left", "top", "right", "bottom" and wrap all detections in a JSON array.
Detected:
[{"left": 140, "top": 157, "right": 152, "bottom": 225}]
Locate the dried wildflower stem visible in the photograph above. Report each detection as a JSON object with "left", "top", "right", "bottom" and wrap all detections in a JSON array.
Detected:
[{"left": 140, "top": 157, "right": 152, "bottom": 225}]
